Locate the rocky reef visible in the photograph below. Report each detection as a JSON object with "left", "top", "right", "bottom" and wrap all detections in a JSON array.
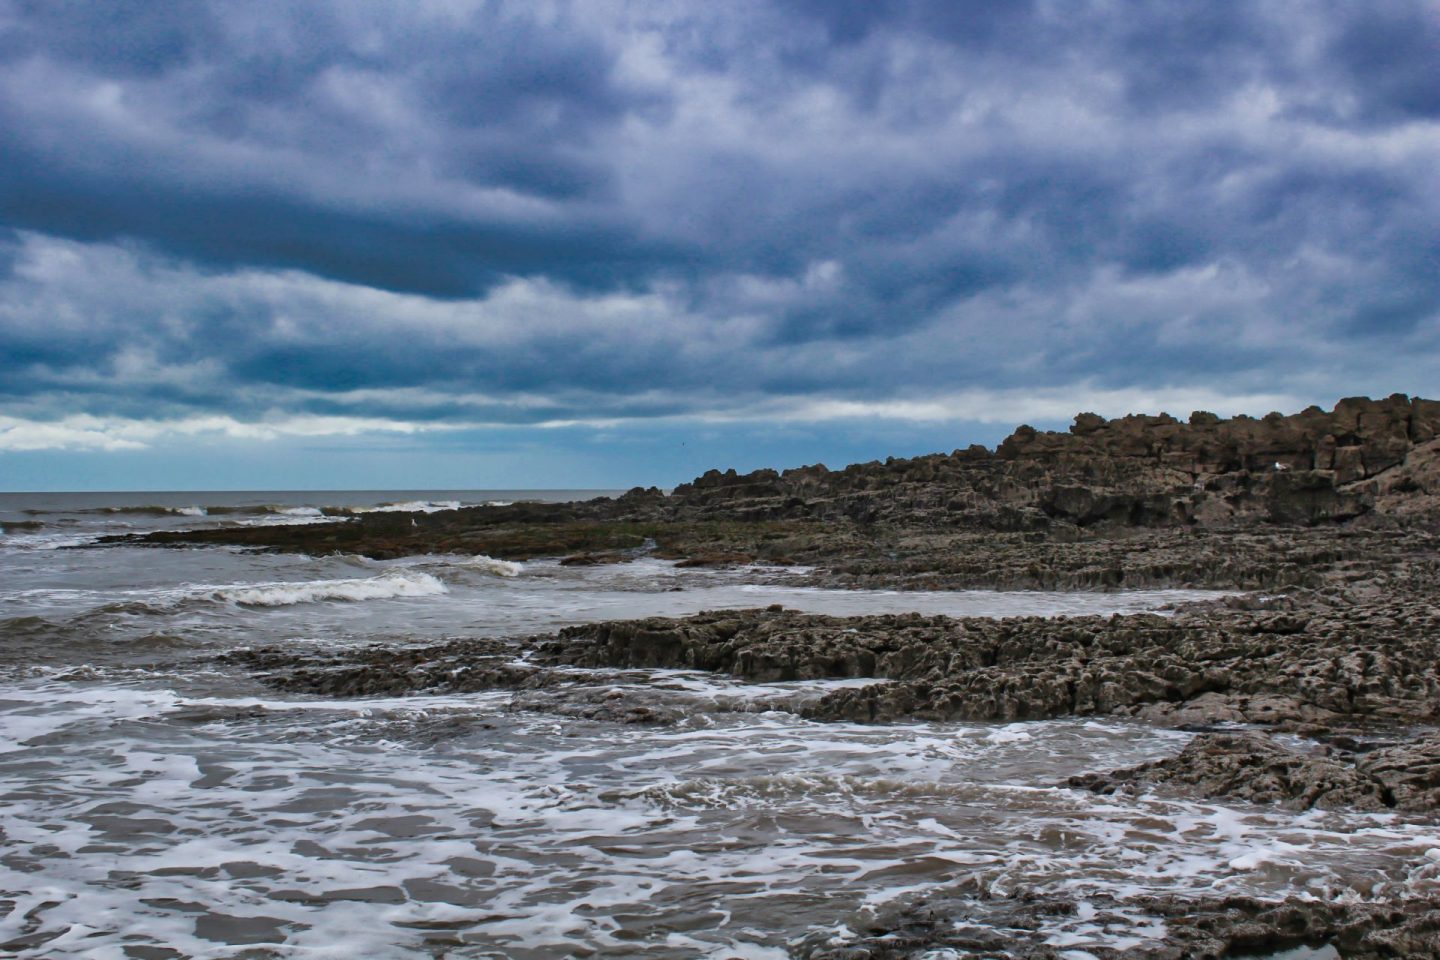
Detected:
[
  {"left": 1068, "top": 730, "right": 1440, "bottom": 812},
  {"left": 670, "top": 393, "right": 1440, "bottom": 531},
  {"left": 107, "top": 395, "right": 1440, "bottom": 567},
  {"left": 794, "top": 885, "right": 1440, "bottom": 958},
  {"left": 232, "top": 573, "right": 1435, "bottom": 716},
  {"left": 162, "top": 394, "right": 1440, "bottom": 957},
  {"left": 206, "top": 394, "right": 1440, "bottom": 748}
]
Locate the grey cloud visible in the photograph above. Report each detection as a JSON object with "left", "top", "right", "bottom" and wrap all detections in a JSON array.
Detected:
[
  {"left": 1328, "top": 3, "right": 1440, "bottom": 123},
  {"left": 0, "top": 0, "right": 1436, "bottom": 436}
]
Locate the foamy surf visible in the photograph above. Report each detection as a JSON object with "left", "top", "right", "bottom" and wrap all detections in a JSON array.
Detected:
[
  {"left": 99, "top": 504, "right": 209, "bottom": 516},
  {"left": 341, "top": 499, "right": 464, "bottom": 514},
  {"left": 213, "top": 569, "right": 448, "bottom": 606},
  {"left": 4, "top": 684, "right": 1437, "bottom": 960},
  {"left": 446, "top": 554, "right": 523, "bottom": 577},
  {"left": 372, "top": 552, "right": 525, "bottom": 577},
  {"left": 0, "top": 532, "right": 103, "bottom": 551},
  {"left": 4, "top": 494, "right": 1426, "bottom": 959},
  {"left": 231, "top": 506, "right": 338, "bottom": 528}
]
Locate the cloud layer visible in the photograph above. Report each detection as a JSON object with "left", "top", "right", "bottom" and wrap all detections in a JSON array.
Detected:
[{"left": 1, "top": 0, "right": 1436, "bottom": 475}]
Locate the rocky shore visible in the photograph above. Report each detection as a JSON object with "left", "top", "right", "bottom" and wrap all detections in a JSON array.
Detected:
[
  {"left": 153, "top": 394, "right": 1440, "bottom": 957},
  {"left": 793, "top": 886, "right": 1440, "bottom": 958},
  {"left": 106, "top": 393, "right": 1440, "bottom": 567}
]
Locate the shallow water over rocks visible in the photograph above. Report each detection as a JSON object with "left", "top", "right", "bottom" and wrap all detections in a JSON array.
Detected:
[{"left": 2, "top": 506, "right": 1438, "bottom": 957}]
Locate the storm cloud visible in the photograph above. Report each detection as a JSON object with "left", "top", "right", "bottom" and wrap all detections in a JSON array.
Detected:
[{"left": 0, "top": 0, "right": 1436, "bottom": 481}]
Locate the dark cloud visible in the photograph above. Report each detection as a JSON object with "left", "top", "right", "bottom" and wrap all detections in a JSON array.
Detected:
[
  {"left": 0, "top": 0, "right": 676, "bottom": 296},
  {"left": 0, "top": 226, "right": 19, "bottom": 279},
  {"left": 1, "top": 0, "right": 224, "bottom": 76},
  {"left": 1328, "top": 3, "right": 1440, "bottom": 123},
  {"left": 0, "top": 0, "right": 1436, "bottom": 450},
  {"left": 778, "top": 0, "right": 1039, "bottom": 51},
  {"left": 0, "top": 132, "right": 677, "bottom": 297}
]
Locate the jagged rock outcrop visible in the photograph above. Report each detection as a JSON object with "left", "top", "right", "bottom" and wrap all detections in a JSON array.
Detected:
[
  {"left": 1068, "top": 731, "right": 1394, "bottom": 811},
  {"left": 666, "top": 394, "right": 1440, "bottom": 530},
  {"left": 795, "top": 886, "right": 1440, "bottom": 959},
  {"left": 223, "top": 548, "right": 1440, "bottom": 731},
  {"left": 221, "top": 638, "right": 547, "bottom": 698},
  {"left": 108, "top": 395, "right": 1440, "bottom": 562},
  {"left": 536, "top": 589, "right": 1440, "bottom": 728},
  {"left": 1069, "top": 730, "right": 1440, "bottom": 814}
]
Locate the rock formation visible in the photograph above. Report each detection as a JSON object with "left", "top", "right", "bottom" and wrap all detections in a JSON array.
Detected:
[
  {"left": 667, "top": 393, "right": 1440, "bottom": 530},
  {"left": 795, "top": 886, "right": 1440, "bottom": 959},
  {"left": 1067, "top": 730, "right": 1440, "bottom": 812},
  {"left": 106, "top": 396, "right": 1440, "bottom": 570}
]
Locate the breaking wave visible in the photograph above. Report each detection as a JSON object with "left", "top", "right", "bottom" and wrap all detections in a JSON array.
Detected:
[
  {"left": 95, "top": 504, "right": 210, "bottom": 517},
  {"left": 374, "top": 553, "right": 525, "bottom": 578},
  {"left": 337, "top": 500, "right": 464, "bottom": 514},
  {"left": 463, "top": 555, "right": 523, "bottom": 577},
  {"left": 22, "top": 500, "right": 518, "bottom": 522},
  {"left": 0, "top": 520, "right": 44, "bottom": 533},
  {"left": 212, "top": 570, "right": 449, "bottom": 607},
  {"left": 439, "top": 554, "right": 523, "bottom": 577},
  {"left": 206, "top": 505, "right": 327, "bottom": 517}
]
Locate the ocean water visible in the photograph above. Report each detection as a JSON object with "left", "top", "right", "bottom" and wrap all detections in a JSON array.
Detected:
[{"left": 1, "top": 493, "right": 1437, "bottom": 958}]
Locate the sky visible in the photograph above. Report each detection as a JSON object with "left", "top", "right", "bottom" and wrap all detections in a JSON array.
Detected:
[{"left": 0, "top": 0, "right": 1437, "bottom": 490}]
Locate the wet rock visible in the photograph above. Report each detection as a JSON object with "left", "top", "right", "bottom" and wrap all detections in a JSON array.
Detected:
[
  {"left": 221, "top": 639, "right": 552, "bottom": 698},
  {"left": 1356, "top": 736, "right": 1440, "bottom": 811},
  {"left": 1067, "top": 729, "right": 1440, "bottom": 814},
  {"left": 1067, "top": 731, "right": 1395, "bottom": 811},
  {"left": 558, "top": 552, "right": 631, "bottom": 566},
  {"left": 795, "top": 886, "right": 1440, "bottom": 959},
  {"left": 221, "top": 640, "right": 695, "bottom": 725},
  {"left": 221, "top": 561, "right": 1440, "bottom": 736},
  {"left": 529, "top": 589, "right": 1440, "bottom": 730},
  {"left": 673, "top": 551, "right": 755, "bottom": 568},
  {"left": 507, "top": 688, "right": 682, "bottom": 725}
]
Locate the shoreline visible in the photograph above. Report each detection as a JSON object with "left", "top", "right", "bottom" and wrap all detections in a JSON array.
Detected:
[{"left": 70, "top": 394, "right": 1440, "bottom": 956}]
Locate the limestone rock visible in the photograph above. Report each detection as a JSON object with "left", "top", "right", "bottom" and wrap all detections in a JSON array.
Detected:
[{"left": 1067, "top": 732, "right": 1395, "bottom": 810}]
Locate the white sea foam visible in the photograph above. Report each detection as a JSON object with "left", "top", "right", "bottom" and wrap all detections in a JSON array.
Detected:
[
  {"left": 376, "top": 552, "right": 524, "bottom": 577},
  {"left": 344, "top": 499, "right": 464, "bottom": 514},
  {"left": 446, "top": 553, "right": 523, "bottom": 577},
  {"left": 0, "top": 532, "right": 102, "bottom": 551},
  {"left": 232, "top": 505, "right": 335, "bottom": 527},
  {"left": 95, "top": 504, "right": 210, "bottom": 517},
  {"left": 234, "top": 514, "right": 335, "bottom": 527},
  {"left": 0, "top": 538, "right": 1428, "bottom": 959},
  {"left": 213, "top": 569, "right": 448, "bottom": 606},
  {"left": 4, "top": 672, "right": 1440, "bottom": 960}
]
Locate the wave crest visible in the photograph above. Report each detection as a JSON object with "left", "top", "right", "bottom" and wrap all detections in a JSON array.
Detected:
[
  {"left": 94, "top": 505, "right": 209, "bottom": 517},
  {"left": 338, "top": 500, "right": 464, "bottom": 515},
  {"left": 215, "top": 570, "right": 448, "bottom": 607},
  {"left": 454, "top": 554, "right": 523, "bottom": 578}
]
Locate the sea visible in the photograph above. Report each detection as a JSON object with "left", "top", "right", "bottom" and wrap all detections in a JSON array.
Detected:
[{"left": 1, "top": 491, "right": 1436, "bottom": 958}]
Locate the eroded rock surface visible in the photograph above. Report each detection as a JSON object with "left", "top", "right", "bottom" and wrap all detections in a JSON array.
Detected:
[
  {"left": 1066, "top": 731, "right": 1397, "bottom": 811},
  {"left": 227, "top": 572, "right": 1440, "bottom": 738},
  {"left": 532, "top": 587, "right": 1440, "bottom": 729},
  {"left": 1070, "top": 730, "right": 1440, "bottom": 814},
  {"left": 795, "top": 886, "right": 1440, "bottom": 959},
  {"left": 105, "top": 396, "right": 1440, "bottom": 568},
  {"left": 221, "top": 638, "right": 542, "bottom": 698},
  {"left": 668, "top": 393, "right": 1440, "bottom": 531},
  {"left": 169, "top": 394, "right": 1440, "bottom": 958}
]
